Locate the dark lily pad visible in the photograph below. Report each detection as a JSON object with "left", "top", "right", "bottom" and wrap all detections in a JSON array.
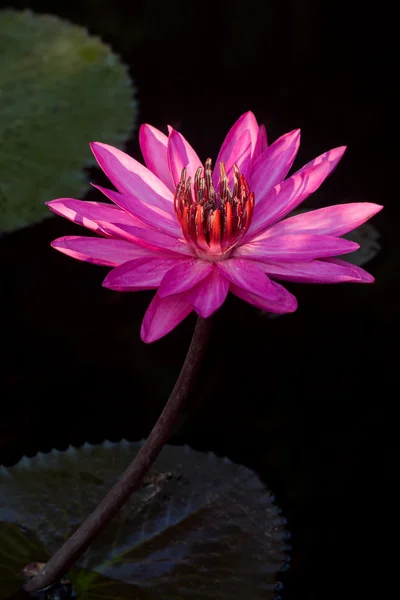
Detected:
[
  {"left": 0, "top": 523, "right": 49, "bottom": 597},
  {"left": 0, "top": 441, "right": 287, "bottom": 599},
  {"left": 288, "top": 208, "right": 381, "bottom": 267},
  {"left": 341, "top": 221, "right": 381, "bottom": 266}
]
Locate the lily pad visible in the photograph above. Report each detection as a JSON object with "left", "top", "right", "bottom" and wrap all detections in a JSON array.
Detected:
[
  {"left": 341, "top": 221, "right": 381, "bottom": 266},
  {"left": 0, "top": 9, "right": 136, "bottom": 233},
  {"left": 0, "top": 441, "right": 287, "bottom": 599}
]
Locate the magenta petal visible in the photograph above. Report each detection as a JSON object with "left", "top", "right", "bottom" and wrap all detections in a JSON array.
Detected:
[
  {"left": 47, "top": 198, "right": 142, "bottom": 236},
  {"left": 140, "top": 292, "right": 193, "bottom": 343},
  {"left": 90, "top": 142, "right": 174, "bottom": 213},
  {"left": 51, "top": 236, "right": 149, "bottom": 266},
  {"left": 217, "top": 258, "right": 278, "bottom": 298},
  {"left": 219, "top": 129, "right": 252, "bottom": 187},
  {"left": 293, "top": 145, "right": 346, "bottom": 177},
  {"left": 264, "top": 203, "right": 383, "bottom": 238},
  {"left": 186, "top": 266, "right": 229, "bottom": 318},
  {"left": 213, "top": 112, "right": 259, "bottom": 186},
  {"left": 139, "top": 124, "right": 174, "bottom": 192},
  {"left": 257, "top": 258, "right": 372, "bottom": 283},
  {"left": 103, "top": 223, "right": 192, "bottom": 256},
  {"left": 158, "top": 260, "right": 212, "bottom": 297},
  {"left": 253, "top": 124, "right": 268, "bottom": 161},
  {"left": 247, "top": 146, "right": 347, "bottom": 239},
  {"left": 230, "top": 281, "right": 298, "bottom": 314},
  {"left": 323, "top": 258, "right": 375, "bottom": 283},
  {"left": 93, "top": 184, "right": 181, "bottom": 238},
  {"left": 167, "top": 129, "right": 203, "bottom": 187},
  {"left": 249, "top": 129, "right": 301, "bottom": 202},
  {"left": 47, "top": 199, "right": 165, "bottom": 251},
  {"left": 235, "top": 234, "right": 359, "bottom": 262},
  {"left": 102, "top": 256, "right": 184, "bottom": 291}
]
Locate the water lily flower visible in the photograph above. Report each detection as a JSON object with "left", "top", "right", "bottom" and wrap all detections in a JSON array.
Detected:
[{"left": 48, "top": 112, "right": 382, "bottom": 342}]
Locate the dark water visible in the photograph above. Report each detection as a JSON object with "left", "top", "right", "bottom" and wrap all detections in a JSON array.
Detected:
[{"left": 0, "top": 1, "right": 396, "bottom": 599}]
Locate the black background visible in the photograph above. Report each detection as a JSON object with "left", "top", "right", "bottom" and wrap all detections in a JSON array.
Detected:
[{"left": 0, "top": 1, "right": 397, "bottom": 599}]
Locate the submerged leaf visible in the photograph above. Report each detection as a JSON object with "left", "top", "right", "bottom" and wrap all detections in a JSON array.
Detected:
[
  {"left": 342, "top": 221, "right": 381, "bottom": 266},
  {"left": 287, "top": 208, "right": 381, "bottom": 267},
  {"left": 0, "top": 9, "right": 136, "bottom": 232},
  {"left": 0, "top": 442, "right": 287, "bottom": 599}
]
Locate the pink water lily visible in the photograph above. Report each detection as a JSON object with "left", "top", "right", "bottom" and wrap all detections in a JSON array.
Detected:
[{"left": 48, "top": 112, "right": 382, "bottom": 342}]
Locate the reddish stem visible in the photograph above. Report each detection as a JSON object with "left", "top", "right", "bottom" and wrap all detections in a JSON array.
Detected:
[{"left": 25, "top": 317, "right": 212, "bottom": 594}]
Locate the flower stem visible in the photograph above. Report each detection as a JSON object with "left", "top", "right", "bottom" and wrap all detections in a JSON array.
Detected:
[{"left": 24, "top": 316, "right": 212, "bottom": 594}]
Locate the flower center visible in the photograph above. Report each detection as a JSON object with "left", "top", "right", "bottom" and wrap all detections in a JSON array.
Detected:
[{"left": 174, "top": 159, "right": 254, "bottom": 260}]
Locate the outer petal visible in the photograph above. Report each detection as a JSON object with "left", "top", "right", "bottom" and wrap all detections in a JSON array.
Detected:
[
  {"left": 263, "top": 203, "right": 383, "bottom": 238},
  {"left": 252, "top": 124, "right": 268, "bottom": 161},
  {"left": 105, "top": 223, "right": 193, "bottom": 256},
  {"left": 90, "top": 142, "right": 174, "bottom": 213},
  {"left": 141, "top": 292, "right": 193, "bottom": 343},
  {"left": 323, "top": 258, "right": 375, "bottom": 283},
  {"left": 235, "top": 234, "right": 359, "bottom": 262},
  {"left": 158, "top": 260, "right": 212, "bottom": 297},
  {"left": 139, "top": 124, "right": 174, "bottom": 192},
  {"left": 256, "top": 258, "right": 374, "bottom": 283},
  {"left": 249, "top": 129, "right": 301, "bottom": 202},
  {"left": 293, "top": 145, "right": 346, "bottom": 176},
  {"left": 213, "top": 111, "right": 259, "bottom": 186},
  {"left": 167, "top": 129, "right": 203, "bottom": 187},
  {"left": 247, "top": 146, "right": 346, "bottom": 239},
  {"left": 217, "top": 258, "right": 278, "bottom": 298},
  {"left": 93, "top": 184, "right": 181, "bottom": 238},
  {"left": 47, "top": 198, "right": 143, "bottom": 237},
  {"left": 51, "top": 236, "right": 150, "bottom": 266},
  {"left": 230, "top": 281, "right": 298, "bottom": 314},
  {"left": 186, "top": 266, "right": 229, "bottom": 318},
  {"left": 102, "top": 256, "right": 184, "bottom": 291},
  {"left": 47, "top": 198, "right": 170, "bottom": 251}
]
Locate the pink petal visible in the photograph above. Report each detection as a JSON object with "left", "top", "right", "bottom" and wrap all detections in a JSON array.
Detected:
[
  {"left": 47, "top": 198, "right": 171, "bottom": 254},
  {"left": 249, "top": 129, "right": 301, "bottom": 203},
  {"left": 102, "top": 256, "right": 184, "bottom": 291},
  {"left": 51, "top": 236, "right": 149, "bottom": 266},
  {"left": 235, "top": 234, "right": 359, "bottom": 262},
  {"left": 47, "top": 198, "right": 143, "bottom": 237},
  {"left": 230, "top": 281, "right": 298, "bottom": 314},
  {"left": 256, "top": 258, "right": 373, "bottom": 283},
  {"left": 158, "top": 260, "right": 212, "bottom": 297},
  {"left": 264, "top": 203, "right": 383, "bottom": 238},
  {"left": 139, "top": 124, "right": 175, "bottom": 193},
  {"left": 47, "top": 198, "right": 172, "bottom": 253},
  {"left": 167, "top": 129, "right": 203, "bottom": 187},
  {"left": 103, "top": 223, "right": 193, "bottom": 256},
  {"left": 293, "top": 145, "right": 346, "bottom": 176},
  {"left": 186, "top": 266, "right": 229, "bottom": 318},
  {"left": 217, "top": 258, "right": 278, "bottom": 298},
  {"left": 213, "top": 112, "right": 259, "bottom": 186},
  {"left": 93, "top": 184, "right": 181, "bottom": 238},
  {"left": 221, "top": 129, "right": 252, "bottom": 186},
  {"left": 323, "top": 258, "right": 375, "bottom": 283},
  {"left": 141, "top": 292, "right": 193, "bottom": 343},
  {"left": 252, "top": 124, "right": 268, "bottom": 161},
  {"left": 247, "top": 146, "right": 347, "bottom": 239},
  {"left": 90, "top": 142, "right": 174, "bottom": 213}
]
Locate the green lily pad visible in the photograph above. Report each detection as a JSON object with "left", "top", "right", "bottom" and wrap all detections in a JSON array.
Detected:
[
  {"left": 0, "top": 441, "right": 287, "bottom": 599},
  {"left": 0, "top": 9, "right": 136, "bottom": 233}
]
